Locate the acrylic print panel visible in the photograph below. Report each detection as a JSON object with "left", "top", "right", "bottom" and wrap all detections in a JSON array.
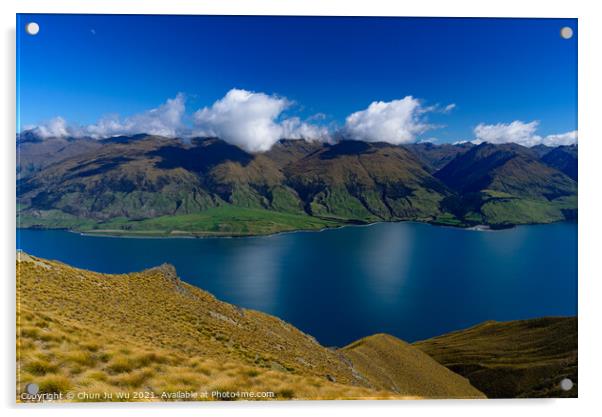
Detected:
[{"left": 16, "top": 14, "right": 577, "bottom": 402}]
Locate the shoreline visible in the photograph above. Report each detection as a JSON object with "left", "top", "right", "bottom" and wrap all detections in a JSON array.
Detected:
[{"left": 16, "top": 218, "right": 577, "bottom": 240}]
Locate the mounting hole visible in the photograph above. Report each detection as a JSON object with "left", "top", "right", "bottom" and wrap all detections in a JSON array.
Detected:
[
  {"left": 25, "top": 22, "right": 40, "bottom": 36},
  {"left": 559, "top": 378, "right": 574, "bottom": 391},
  {"left": 560, "top": 26, "right": 573, "bottom": 40},
  {"left": 25, "top": 383, "right": 39, "bottom": 395}
]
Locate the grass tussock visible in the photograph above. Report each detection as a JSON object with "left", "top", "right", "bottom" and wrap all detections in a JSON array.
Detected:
[
  {"left": 414, "top": 317, "right": 578, "bottom": 398},
  {"left": 341, "top": 334, "right": 485, "bottom": 399},
  {"left": 17, "top": 255, "right": 402, "bottom": 402}
]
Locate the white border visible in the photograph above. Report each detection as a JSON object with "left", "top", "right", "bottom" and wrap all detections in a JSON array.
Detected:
[
  {"left": 2, "top": 0, "right": 585, "bottom": 18},
  {"left": 2, "top": 1, "right": 601, "bottom": 416}
]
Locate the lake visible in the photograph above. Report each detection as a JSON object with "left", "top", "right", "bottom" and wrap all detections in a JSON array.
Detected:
[{"left": 17, "top": 222, "right": 577, "bottom": 346}]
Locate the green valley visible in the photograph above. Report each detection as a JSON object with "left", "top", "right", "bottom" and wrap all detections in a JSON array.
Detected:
[{"left": 20, "top": 206, "right": 345, "bottom": 237}]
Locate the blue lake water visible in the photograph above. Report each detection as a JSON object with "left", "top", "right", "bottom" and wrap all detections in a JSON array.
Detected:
[{"left": 17, "top": 222, "right": 577, "bottom": 346}]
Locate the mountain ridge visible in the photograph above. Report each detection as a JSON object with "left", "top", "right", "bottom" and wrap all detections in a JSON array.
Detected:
[{"left": 17, "top": 135, "right": 577, "bottom": 235}]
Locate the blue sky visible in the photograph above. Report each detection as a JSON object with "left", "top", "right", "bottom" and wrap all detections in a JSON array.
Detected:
[{"left": 17, "top": 14, "right": 577, "bottom": 148}]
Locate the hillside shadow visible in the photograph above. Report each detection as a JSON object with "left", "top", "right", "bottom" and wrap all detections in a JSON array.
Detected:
[
  {"left": 320, "top": 141, "right": 371, "bottom": 160},
  {"left": 148, "top": 140, "right": 253, "bottom": 172},
  {"left": 101, "top": 134, "right": 150, "bottom": 144},
  {"left": 68, "top": 156, "right": 133, "bottom": 178}
]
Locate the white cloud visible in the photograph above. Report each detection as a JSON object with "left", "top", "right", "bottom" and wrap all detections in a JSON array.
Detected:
[
  {"left": 193, "top": 88, "right": 331, "bottom": 152},
  {"left": 542, "top": 130, "right": 578, "bottom": 146},
  {"left": 281, "top": 117, "right": 332, "bottom": 143},
  {"left": 23, "top": 90, "right": 332, "bottom": 151},
  {"left": 25, "top": 94, "right": 187, "bottom": 139},
  {"left": 85, "top": 93, "right": 186, "bottom": 138},
  {"left": 443, "top": 103, "right": 456, "bottom": 113},
  {"left": 473, "top": 120, "right": 577, "bottom": 147},
  {"left": 418, "top": 137, "right": 439, "bottom": 144},
  {"left": 342, "top": 96, "right": 434, "bottom": 144},
  {"left": 193, "top": 89, "right": 288, "bottom": 152},
  {"left": 473, "top": 120, "right": 541, "bottom": 146},
  {"left": 25, "top": 92, "right": 579, "bottom": 153},
  {"left": 306, "top": 112, "right": 328, "bottom": 122},
  {"left": 26, "top": 116, "right": 71, "bottom": 139}
]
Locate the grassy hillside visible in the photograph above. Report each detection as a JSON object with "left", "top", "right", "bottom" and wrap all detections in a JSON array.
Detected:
[
  {"left": 17, "top": 137, "right": 447, "bottom": 234},
  {"left": 404, "top": 142, "right": 474, "bottom": 173},
  {"left": 17, "top": 253, "right": 485, "bottom": 401},
  {"left": 341, "top": 334, "right": 485, "bottom": 398},
  {"left": 17, "top": 134, "right": 103, "bottom": 180},
  {"left": 541, "top": 145, "right": 578, "bottom": 181},
  {"left": 414, "top": 317, "right": 577, "bottom": 398},
  {"left": 284, "top": 141, "right": 449, "bottom": 221},
  {"left": 435, "top": 143, "right": 577, "bottom": 227},
  {"left": 19, "top": 206, "right": 344, "bottom": 237},
  {"left": 17, "top": 136, "right": 577, "bottom": 235}
]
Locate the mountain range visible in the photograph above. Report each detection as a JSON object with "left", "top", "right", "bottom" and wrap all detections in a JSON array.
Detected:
[{"left": 17, "top": 133, "right": 577, "bottom": 235}]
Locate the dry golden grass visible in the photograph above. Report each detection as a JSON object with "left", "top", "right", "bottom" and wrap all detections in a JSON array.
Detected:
[
  {"left": 414, "top": 317, "right": 578, "bottom": 398},
  {"left": 342, "top": 334, "right": 485, "bottom": 398},
  {"left": 17, "top": 304, "right": 403, "bottom": 402},
  {"left": 17, "top": 253, "right": 405, "bottom": 402}
]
